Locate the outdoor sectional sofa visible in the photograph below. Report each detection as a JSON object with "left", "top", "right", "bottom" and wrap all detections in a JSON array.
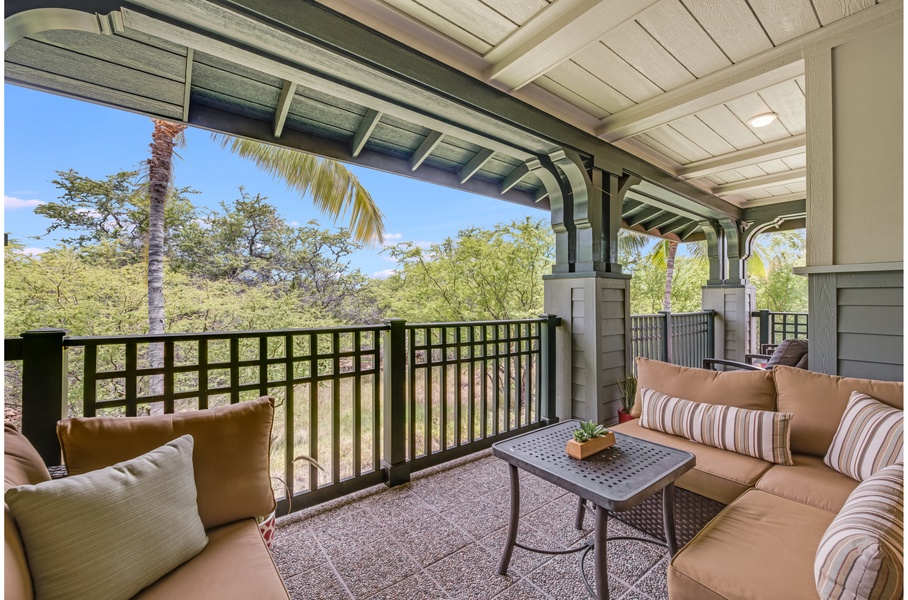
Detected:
[
  {"left": 610, "top": 358, "right": 903, "bottom": 600},
  {"left": 4, "top": 396, "right": 290, "bottom": 599}
]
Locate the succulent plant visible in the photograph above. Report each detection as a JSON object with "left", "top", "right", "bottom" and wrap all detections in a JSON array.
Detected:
[{"left": 572, "top": 420, "right": 609, "bottom": 443}]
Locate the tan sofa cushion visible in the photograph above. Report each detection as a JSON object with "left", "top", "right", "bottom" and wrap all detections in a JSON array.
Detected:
[
  {"left": 134, "top": 518, "right": 290, "bottom": 599},
  {"left": 668, "top": 489, "right": 835, "bottom": 600},
  {"left": 57, "top": 397, "right": 275, "bottom": 529},
  {"left": 756, "top": 454, "right": 859, "bottom": 513},
  {"left": 774, "top": 366, "right": 904, "bottom": 456},
  {"left": 632, "top": 357, "right": 776, "bottom": 418},
  {"left": 5, "top": 424, "right": 51, "bottom": 600},
  {"left": 611, "top": 420, "right": 772, "bottom": 505}
]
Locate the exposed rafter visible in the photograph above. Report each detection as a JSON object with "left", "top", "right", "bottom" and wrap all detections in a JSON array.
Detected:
[
  {"left": 409, "top": 131, "right": 443, "bottom": 171},
  {"left": 714, "top": 168, "right": 806, "bottom": 195},
  {"left": 679, "top": 222, "right": 701, "bottom": 241},
  {"left": 596, "top": 1, "right": 900, "bottom": 141},
  {"left": 181, "top": 48, "right": 193, "bottom": 123},
  {"left": 626, "top": 207, "right": 663, "bottom": 228},
  {"left": 272, "top": 79, "right": 296, "bottom": 138},
  {"left": 647, "top": 211, "right": 681, "bottom": 231},
  {"left": 350, "top": 109, "right": 382, "bottom": 158},
  {"left": 459, "top": 148, "right": 494, "bottom": 183},
  {"left": 678, "top": 135, "right": 806, "bottom": 180},
  {"left": 499, "top": 162, "right": 531, "bottom": 194},
  {"left": 483, "top": 0, "right": 658, "bottom": 91}
]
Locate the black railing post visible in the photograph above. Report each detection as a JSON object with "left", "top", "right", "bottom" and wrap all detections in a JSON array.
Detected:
[
  {"left": 659, "top": 311, "right": 672, "bottom": 363},
  {"left": 20, "top": 328, "right": 68, "bottom": 466},
  {"left": 706, "top": 310, "right": 716, "bottom": 360},
  {"left": 757, "top": 309, "right": 771, "bottom": 349},
  {"left": 382, "top": 318, "right": 410, "bottom": 487},
  {"left": 538, "top": 314, "right": 560, "bottom": 425}
]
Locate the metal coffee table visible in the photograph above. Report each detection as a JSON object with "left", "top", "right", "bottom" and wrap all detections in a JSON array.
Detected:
[{"left": 492, "top": 420, "right": 695, "bottom": 600}]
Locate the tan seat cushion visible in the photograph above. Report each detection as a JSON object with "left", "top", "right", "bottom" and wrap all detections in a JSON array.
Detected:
[
  {"left": 57, "top": 397, "right": 275, "bottom": 529},
  {"left": 134, "top": 518, "right": 290, "bottom": 599},
  {"left": 5, "top": 424, "right": 51, "bottom": 600},
  {"left": 611, "top": 420, "right": 772, "bottom": 505},
  {"left": 774, "top": 366, "right": 904, "bottom": 456},
  {"left": 631, "top": 357, "right": 776, "bottom": 418},
  {"left": 668, "top": 489, "right": 835, "bottom": 600},
  {"left": 756, "top": 454, "right": 859, "bottom": 513}
]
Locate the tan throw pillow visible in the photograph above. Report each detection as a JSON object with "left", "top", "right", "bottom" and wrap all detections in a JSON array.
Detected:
[
  {"left": 815, "top": 463, "right": 903, "bottom": 600},
  {"left": 774, "top": 366, "right": 903, "bottom": 456},
  {"left": 5, "top": 435, "right": 208, "bottom": 600},
  {"left": 824, "top": 391, "right": 904, "bottom": 481},
  {"left": 57, "top": 396, "right": 275, "bottom": 529},
  {"left": 640, "top": 387, "right": 793, "bottom": 465},
  {"left": 632, "top": 357, "right": 776, "bottom": 418},
  {"left": 4, "top": 424, "right": 51, "bottom": 490}
]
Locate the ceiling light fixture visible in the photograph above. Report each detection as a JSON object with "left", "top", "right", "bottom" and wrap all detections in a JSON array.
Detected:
[{"left": 748, "top": 112, "right": 778, "bottom": 128}]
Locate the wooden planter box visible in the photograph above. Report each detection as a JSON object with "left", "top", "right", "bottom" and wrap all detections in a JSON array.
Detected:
[{"left": 565, "top": 431, "right": 616, "bottom": 459}]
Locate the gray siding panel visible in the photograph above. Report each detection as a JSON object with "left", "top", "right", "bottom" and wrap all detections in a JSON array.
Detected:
[
  {"left": 838, "top": 333, "right": 903, "bottom": 365},
  {"left": 838, "top": 360, "right": 903, "bottom": 382},
  {"left": 838, "top": 305, "right": 903, "bottom": 336}
]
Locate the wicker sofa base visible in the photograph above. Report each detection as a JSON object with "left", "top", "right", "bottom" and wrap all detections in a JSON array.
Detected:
[{"left": 613, "top": 486, "right": 725, "bottom": 548}]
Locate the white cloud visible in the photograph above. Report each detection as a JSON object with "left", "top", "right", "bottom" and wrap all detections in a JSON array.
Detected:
[
  {"left": 4, "top": 196, "right": 44, "bottom": 209},
  {"left": 22, "top": 247, "right": 47, "bottom": 256},
  {"left": 371, "top": 269, "right": 396, "bottom": 279},
  {"left": 290, "top": 220, "right": 300, "bottom": 226}
]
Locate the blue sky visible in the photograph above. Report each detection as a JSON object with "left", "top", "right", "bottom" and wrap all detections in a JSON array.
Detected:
[{"left": 3, "top": 85, "right": 543, "bottom": 277}]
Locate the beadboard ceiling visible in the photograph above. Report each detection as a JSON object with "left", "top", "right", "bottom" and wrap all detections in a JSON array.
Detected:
[{"left": 318, "top": 0, "right": 890, "bottom": 207}]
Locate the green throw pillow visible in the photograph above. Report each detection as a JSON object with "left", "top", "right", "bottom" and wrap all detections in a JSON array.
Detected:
[{"left": 5, "top": 434, "right": 208, "bottom": 600}]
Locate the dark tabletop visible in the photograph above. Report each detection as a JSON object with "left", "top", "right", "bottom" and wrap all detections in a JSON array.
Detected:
[{"left": 492, "top": 420, "right": 695, "bottom": 512}]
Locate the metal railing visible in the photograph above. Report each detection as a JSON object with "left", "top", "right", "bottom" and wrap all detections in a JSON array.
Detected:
[
  {"left": 752, "top": 310, "right": 808, "bottom": 350},
  {"left": 5, "top": 317, "right": 559, "bottom": 515},
  {"left": 630, "top": 310, "right": 716, "bottom": 368}
]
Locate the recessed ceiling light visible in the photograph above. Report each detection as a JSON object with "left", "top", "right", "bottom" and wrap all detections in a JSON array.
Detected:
[{"left": 748, "top": 113, "right": 778, "bottom": 128}]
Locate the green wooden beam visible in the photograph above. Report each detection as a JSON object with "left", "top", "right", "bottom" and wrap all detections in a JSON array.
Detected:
[
  {"left": 409, "top": 130, "right": 444, "bottom": 171},
  {"left": 626, "top": 207, "right": 663, "bottom": 228},
  {"left": 459, "top": 148, "right": 494, "bottom": 184},
  {"left": 272, "top": 79, "right": 296, "bottom": 138},
  {"left": 350, "top": 108, "right": 382, "bottom": 158}
]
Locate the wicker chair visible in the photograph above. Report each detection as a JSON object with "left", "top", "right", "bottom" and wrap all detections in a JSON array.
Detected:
[{"left": 703, "top": 339, "right": 808, "bottom": 371}]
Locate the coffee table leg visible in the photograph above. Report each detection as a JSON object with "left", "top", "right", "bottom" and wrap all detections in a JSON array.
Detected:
[
  {"left": 595, "top": 504, "right": 609, "bottom": 600},
  {"left": 662, "top": 482, "right": 678, "bottom": 555},
  {"left": 575, "top": 496, "right": 586, "bottom": 530},
  {"left": 498, "top": 464, "right": 520, "bottom": 575}
]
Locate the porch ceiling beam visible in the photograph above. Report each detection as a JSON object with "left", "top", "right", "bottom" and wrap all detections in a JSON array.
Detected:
[
  {"left": 409, "top": 131, "right": 443, "bottom": 171},
  {"left": 181, "top": 48, "right": 193, "bottom": 123},
  {"left": 459, "top": 148, "right": 495, "bottom": 184},
  {"left": 664, "top": 218, "right": 694, "bottom": 235},
  {"left": 350, "top": 109, "right": 382, "bottom": 158},
  {"left": 621, "top": 199, "right": 646, "bottom": 218},
  {"left": 272, "top": 79, "right": 296, "bottom": 138},
  {"left": 596, "top": 1, "right": 901, "bottom": 142},
  {"left": 714, "top": 168, "right": 806, "bottom": 195},
  {"left": 647, "top": 212, "right": 682, "bottom": 231},
  {"left": 735, "top": 192, "right": 807, "bottom": 207},
  {"left": 679, "top": 222, "right": 702, "bottom": 241},
  {"left": 741, "top": 199, "right": 806, "bottom": 222},
  {"left": 533, "top": 186, "right": 549, "bottom": 203},
  {"left": 484, "top": 0, "right": 659, "bottom": 91},
  {"left": 627, "top": 181, "right": 712, "bottom": 223},
  {"left": 499, "top": 162, "right": 532, "bottom": 194},
  {"left": 678, "top": 135, "right": 806, "bottom": 180},
  {"left": 626, "top": 207, "right": 664, "bottom": 228}
]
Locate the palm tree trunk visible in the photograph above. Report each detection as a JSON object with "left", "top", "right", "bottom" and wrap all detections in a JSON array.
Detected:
[
  {"left": 147, "top": 120, "right": 186, "bottom": 411},
  {"left": 662, "top": 241, "right": 678, "bottom": 312}
]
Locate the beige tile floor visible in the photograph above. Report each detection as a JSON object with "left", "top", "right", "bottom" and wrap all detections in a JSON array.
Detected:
[{"left": 273, "top": 450, "right": 670, "bottom": 600}]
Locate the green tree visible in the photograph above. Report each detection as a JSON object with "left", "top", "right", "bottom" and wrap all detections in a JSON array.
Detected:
[
  {"left": 382, "top": 218, "right": 553, "bottom": 321},
  {"left": 751, "top": 230, "right": 808, "bottom": 312}
]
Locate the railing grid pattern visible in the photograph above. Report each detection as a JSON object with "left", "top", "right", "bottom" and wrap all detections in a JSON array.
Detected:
[{"left": 753, "top": 310, "right": 809, "bottom": 350}]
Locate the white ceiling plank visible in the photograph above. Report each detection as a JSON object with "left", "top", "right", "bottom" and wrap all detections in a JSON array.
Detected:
[
  {"left": 414, "top": 0, "right": 517, "bottom": 45},
  {"left": 572, "top": 42, "right": 663, "bottom": 103},
  {"left": 758, "top": 79, "right": 806, "bottom": 134},
  {"left": 735, "top": 164, "right": 769, "bottom": 179},
  {"left": 748, "top": 0, "right": 820, "bottom": 45},
  {"left": 756, "top": 158, "right": 792, "bottom": 174},
  {"left": 712, "top": 169, "right": 746, "bottom": 182},
  {"left": 765, "top": 185, "right": 794, "bottom": 196},
  {"left": 380, "top": 0, "right": 493, "bottom": 53},
  {"left": 545, "top": 60, "right": 634, "bottom": 115},
  {"left": 517, "top": 81, "right": 604, "bottom": 129},
  {"left": 725, "top": 92, "right": 792, "bottom": 142},
  {"left": 604, "top": 20, "right": 696, "bottom": 92},
  {"left": 745, "top": 189, "right": 770, "bottom": 199},
  {"left": 636, "top": 0, "right": 731, "bottom": 78},
  {"left": 694, "top": 104, "right": 763, "bottom": 149},
  {"left": 668, "top": 114, "right": 737, "bottom": 156},
  {"left": 480, "top": 0, "right": 550, "bottom": 26},
  {"left": 633, "top": 133, "right": 691, "bottom": 165},
  {"left": 782, "top": 153, "right": 807, "bottom": 169},
  {"left": 595, "top": 1, "right": 898, "bottom": 141},
  {"left": 704, "top": 174, "right": 726, "bottom": 185},
  {"left": 714, "top": 168, "right": 807, "bottom": 194},
  {"left": 785, "top": 180, "right": 807, "bottom": 193},
  {"left": 613, "top": 136, "right": 685, "bottom": 173},
  {"left": 534, "top": 75, "right": 612, "bottom": 119},
  {"left": 738, "top": 192, "right": 807, "bottom": 207},
  {"left": 680, "top": 0, "right": 773, "bottom": 63},
  {"left": 812, "top": 0, "right": 876, "bottom": 25},
  {"left": 484, "top": 0, "right": 659, "bottom": 91},
  {"left": 645, "top": 124, "right": 712, "bottom": 162},
  {"left": 677, "top": 133, "right": 806, "bottom": 177}
]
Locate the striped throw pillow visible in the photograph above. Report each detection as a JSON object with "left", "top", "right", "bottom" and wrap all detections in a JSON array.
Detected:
[
  {"left": 824, "top": 391, "right": 904, "bottom": 481},
  {"left": 815, "top": 463, "right": 903, "bottom": 600},
  {"left": 640, "top": 387, "right": 793, "bottom": 465}
]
